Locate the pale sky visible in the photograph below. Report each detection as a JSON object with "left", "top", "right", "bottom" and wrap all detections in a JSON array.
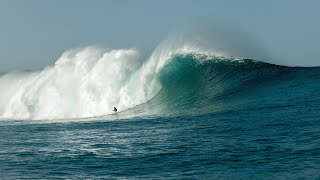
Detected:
[{"left": 0, "top": 0, "right": 320, "bottom": 72}]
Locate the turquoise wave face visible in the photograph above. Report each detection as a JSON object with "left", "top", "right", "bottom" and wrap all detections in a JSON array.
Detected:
[{"left": 122, "top": 53, "right": 318, "bottom": 117}]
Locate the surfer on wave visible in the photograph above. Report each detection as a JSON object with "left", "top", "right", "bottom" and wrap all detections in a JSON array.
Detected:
[{"left": 113, "top": 107, "right": 117, "bottom": 113}]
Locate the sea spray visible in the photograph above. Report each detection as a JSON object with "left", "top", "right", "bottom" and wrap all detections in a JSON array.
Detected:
[{"left": 0, "top": 47, "right": 158, "bottom": 119}]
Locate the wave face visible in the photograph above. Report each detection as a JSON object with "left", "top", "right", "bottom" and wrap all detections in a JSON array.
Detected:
[
  {"left": 0, "top": 42, "right": 319, "bottom": 120},
  {"left": 124, "top": 53, "right": 300, "bottom": 116}
]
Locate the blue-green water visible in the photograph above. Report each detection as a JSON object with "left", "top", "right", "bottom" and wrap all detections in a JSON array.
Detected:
[{"left": 1, "top": 54, "right": 320, "bottom": 179}]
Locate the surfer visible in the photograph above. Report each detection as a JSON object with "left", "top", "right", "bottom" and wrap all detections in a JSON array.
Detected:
[{"left": 113, "top": 107, "right": 117, "bottom": 113}]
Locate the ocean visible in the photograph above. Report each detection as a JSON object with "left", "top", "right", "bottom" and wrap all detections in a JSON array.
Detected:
[{"left": 0, "top": 42, "right": 320, "bottom": 179}]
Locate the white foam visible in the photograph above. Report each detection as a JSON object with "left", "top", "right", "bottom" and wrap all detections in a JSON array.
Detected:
[{"left": 0, "top": 47, "right": 162, "bottom": 119}]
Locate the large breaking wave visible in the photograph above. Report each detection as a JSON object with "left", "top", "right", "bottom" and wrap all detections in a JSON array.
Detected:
[{"left": 0, "top": 36, "right": 316, "bottom": 120}]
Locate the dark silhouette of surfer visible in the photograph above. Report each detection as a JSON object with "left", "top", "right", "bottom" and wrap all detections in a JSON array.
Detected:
[{"left": 113, "top": 107, "right": 117, "bottom": 113}]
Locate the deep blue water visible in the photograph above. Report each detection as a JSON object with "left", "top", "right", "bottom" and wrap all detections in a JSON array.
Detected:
[
  {"left": 1, "top": 54, "right": 320, "bottom": 179},
  {"left": 1, "top": 107, "right": 320, "bottom": 179}
]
